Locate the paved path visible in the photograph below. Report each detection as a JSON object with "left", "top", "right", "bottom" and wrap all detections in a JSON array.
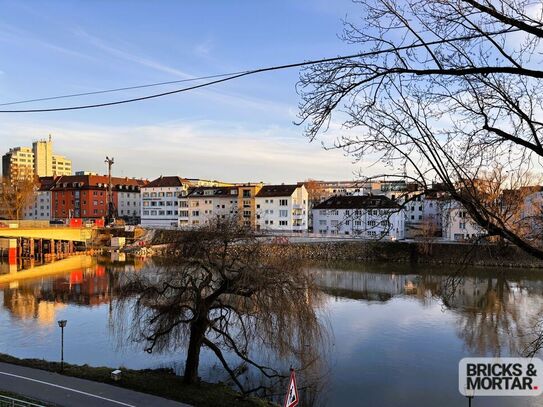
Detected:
[{"left": 0, "top": 362, "right": 191, "bottom": 407}]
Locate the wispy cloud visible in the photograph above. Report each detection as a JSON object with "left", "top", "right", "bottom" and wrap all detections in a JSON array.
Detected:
[{"left": 0, "top": 119, "right": 372, "bottom": 182}]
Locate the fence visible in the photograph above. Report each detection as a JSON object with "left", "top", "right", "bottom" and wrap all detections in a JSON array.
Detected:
[{"left": 0, "top": 394, "right": 44, "bottom": 407}]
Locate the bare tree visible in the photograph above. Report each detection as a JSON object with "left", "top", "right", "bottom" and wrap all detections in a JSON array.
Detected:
[
  {"left": 117, "top": 218, "right": 324, "bottom": 394},
  {"left": 0, "top": 176, "right": 36, "bottom": 220},
  {"left": 298, "top": 0, "right": 543, "bottom": 259}
]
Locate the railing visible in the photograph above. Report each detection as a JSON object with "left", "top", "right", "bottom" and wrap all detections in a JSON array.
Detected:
[{"left": 0, "top": 394, "right": 45, "bottom": 407}]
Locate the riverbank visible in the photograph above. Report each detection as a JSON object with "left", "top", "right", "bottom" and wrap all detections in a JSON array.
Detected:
[
  {"left": 130, "top": 228, "right": 543, "bottom": 268},
  {"left": 0, "top": 354, "right": 275, "bottom": 407}
]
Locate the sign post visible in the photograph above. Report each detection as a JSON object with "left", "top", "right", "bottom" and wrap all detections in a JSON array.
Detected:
[{"left": 284, "top": 368, "right": 299, "bottom": 407}]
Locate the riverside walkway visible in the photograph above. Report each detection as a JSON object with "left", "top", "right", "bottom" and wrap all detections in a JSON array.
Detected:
[{"left": 0, "top": 362, "right": 190, "bottom": 407}]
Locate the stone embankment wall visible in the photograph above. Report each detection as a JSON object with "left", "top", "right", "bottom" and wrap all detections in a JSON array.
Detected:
[
  {"left": 133, "top": 228, "right": 543, "bottom": 269},
  {"left": 262, "top": 241, "right": 543, "bottom": 269}
]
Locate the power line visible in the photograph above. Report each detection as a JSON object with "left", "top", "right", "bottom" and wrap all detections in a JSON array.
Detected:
[
  {"left": 0, "top": 28, "right": 520, "bottom": 113},
  {"left": 0, "top": 71, "right": 250, "bottom": 107}
]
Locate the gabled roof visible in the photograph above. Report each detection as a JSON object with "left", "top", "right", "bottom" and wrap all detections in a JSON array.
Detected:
[
  {"left": 144, "top": 176, "right": 187, "bottom": 188},
  {"left": 313, "top": 195, "right": 400, "bottom": 210},
  {"left": 256, "top": 184, "right": 298, "bottom": 198}
]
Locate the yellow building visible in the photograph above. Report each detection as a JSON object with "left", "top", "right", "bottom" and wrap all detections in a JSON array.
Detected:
[
  {"left": 52, "top": 155, "right": 72, "bottom": 176},
  {"left": 2, "top": 147, "right": 35, "bottom": 181},
  {"left": 2, "top": 136, "right": 72, "bottom": 180},
  {"left": 236, "top": 183, "right": 263, "bottom": 229}
]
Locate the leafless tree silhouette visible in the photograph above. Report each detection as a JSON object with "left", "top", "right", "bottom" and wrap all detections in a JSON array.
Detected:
[{"left": 298, "top": 0, "right": 543, "bottom": 258}]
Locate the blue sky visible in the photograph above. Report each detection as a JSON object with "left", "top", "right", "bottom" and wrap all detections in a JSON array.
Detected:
[{"left": 0, "top": 0, "right": 374, "bottom": 183}]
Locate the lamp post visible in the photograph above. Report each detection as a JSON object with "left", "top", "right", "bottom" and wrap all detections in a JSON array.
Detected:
[{"left": 57, "top": 320, "right": 67, "bottom": 371}]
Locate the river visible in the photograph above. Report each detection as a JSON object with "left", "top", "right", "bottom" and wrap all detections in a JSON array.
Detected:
[{"left": 1, "top": 255, "right": 543, "bottom": 406}]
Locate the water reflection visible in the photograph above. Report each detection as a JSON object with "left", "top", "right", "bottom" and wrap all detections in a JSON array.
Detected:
[{"left": 1, "top": 257, "right": 543, "bottom": 406}]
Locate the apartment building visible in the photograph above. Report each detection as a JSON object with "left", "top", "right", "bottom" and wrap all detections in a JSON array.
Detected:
[
  {"left": 2, "top": 147, "right": 35, "bottom": 181},
  {"left": 51, "top": 155, "right": 72, "bottom": 176},
  {"left": 23, "top": 177, "right": 56, "bottom": 221},
  {"left": 237, "top": 183, "right": 263, "bottom": 229},
  {"left": 2, "top": 136, "right": 72, "bottom": 181},
  {"left": 441, "top": 201, "right": 484, "bottom": 241},
  {"left": 50, "top": 175, "right": 145, "bottom": 221},
  {"left": 312, "top": 195, "right": 405, "bottom": 240},
  {"left": 141, "top": 176, "right": 187, "bottom": 227},
  {"left": 179, "top": 186, "right": 239, "bottom": 227},
  {"left": 255, "top": 184, "right": 308, "bottom": 232}
]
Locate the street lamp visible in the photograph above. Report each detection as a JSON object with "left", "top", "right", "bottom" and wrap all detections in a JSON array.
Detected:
[{"left": 57, "top": 320, "right": 67, "bottom": 371}]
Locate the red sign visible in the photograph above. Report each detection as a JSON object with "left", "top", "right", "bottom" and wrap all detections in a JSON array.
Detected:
[{"left": 284, "top": 369, "right": 299, "bottom": 407}]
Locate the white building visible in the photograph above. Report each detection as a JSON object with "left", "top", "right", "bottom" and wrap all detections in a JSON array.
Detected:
[
  {"left": 312, "top": 195, "right": 405, "bottom": 240},
  {"left": 179, "top": 186, "right": 239, "bottom": 227},
  {"left": 442, "top": 201, "right": 484, "bottom": 241},
  {"left": 23, "top": 179, "right": 55, "bottom": 221},
  {"left": 116, "top": 181, "right": 145, "bottom": 223},
  {"left": 255, "top": 184, "right": 308, "bottom": 232},
  {"left": 141, "top": 176, "right": 188, "bottom": 227}
]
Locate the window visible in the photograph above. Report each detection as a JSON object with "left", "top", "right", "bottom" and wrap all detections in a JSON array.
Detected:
[
  {"left": 243, "top": 190, "right": 251, "bottom": 198},
  {"left": 192, "top": 210, "right": 200, "bottom": 216},
  {"left": 319, "top": 220, "right": 326, "bottom": 225},
  {"left": 279, "top": 199, "right": 288, "bottom": 206},
  {"left": 143, "top": 210, "right": 149, "bottom": 215},
  {"left": 279, "top": 220, "right": 288, "bottom": 226},
  {"left": 279, "top": 210, "right": 288, "bottom": 217}
]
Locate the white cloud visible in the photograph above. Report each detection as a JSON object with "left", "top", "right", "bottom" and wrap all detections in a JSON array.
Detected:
[{"left": 0, "top": 119, "right": 379, "bottom": 183}]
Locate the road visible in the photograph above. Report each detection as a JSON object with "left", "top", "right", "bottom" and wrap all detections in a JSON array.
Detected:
[{"left": 0, "top": 362, "right": 191, "bottom": 407}]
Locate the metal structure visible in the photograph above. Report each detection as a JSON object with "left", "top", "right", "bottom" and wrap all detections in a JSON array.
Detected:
[
  {"left": 0, "top": 394, "right": 45, "bottom": 407},
  {"left": 104, "top": 156, "right": 116, "bottom": 224}
]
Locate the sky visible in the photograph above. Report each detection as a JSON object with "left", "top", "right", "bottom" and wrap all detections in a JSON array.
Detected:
[{"left": 0, "top": 0, "right": 375, "bottom": 183}]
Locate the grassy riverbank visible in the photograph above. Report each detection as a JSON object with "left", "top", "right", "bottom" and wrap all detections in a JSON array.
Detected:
[{"left": 0, "top": 354, "right": 275, "bottom": 407}]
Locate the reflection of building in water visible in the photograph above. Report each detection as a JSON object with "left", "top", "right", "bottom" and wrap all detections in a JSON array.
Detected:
[
  {"left": 2, "top": 265, "right": 116, "bottom": 323},
  {"left": 1, "top": 289, "right": 66, "bottom": 325},
  {"left": 313, "top": 268, "right": 422, "bottom": 302}
]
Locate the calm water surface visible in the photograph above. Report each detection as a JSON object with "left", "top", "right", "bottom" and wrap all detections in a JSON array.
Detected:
[{"left": 1, "top": 255, "right": 543, "bottom": 407}]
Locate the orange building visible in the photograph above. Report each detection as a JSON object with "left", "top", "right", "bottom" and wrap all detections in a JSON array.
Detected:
[{"left": 49, "top": 175, "right": 147, "bottom": 221}]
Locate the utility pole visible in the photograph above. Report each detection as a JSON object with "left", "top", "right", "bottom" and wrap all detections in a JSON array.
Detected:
[{"left": 104, "top": 157, "right": 116, "bottom": 224}]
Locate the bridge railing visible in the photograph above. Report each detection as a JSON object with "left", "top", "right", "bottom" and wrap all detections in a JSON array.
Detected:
[{"left": 0, "top": 394, "right": 45, "bottom": 407}]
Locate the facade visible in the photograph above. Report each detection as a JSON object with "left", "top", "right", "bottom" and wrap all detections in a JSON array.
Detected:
[
  {"left": 51, "top": 155, "right": 72, "bottom": 176},
  {"left": 141, "top": 176, "right": 190, "bottom": 227},
  {"left": 23, "top": 177, "right": 56, "bottom": 221},
  {"left": 236, "top": 183, "right": 263, "bottom": 229},
  {"left": 312, "top": 195, "right": 405, "bottom": 240},
  {"left": 2, "top": 136, "right": 72, "bottom": 181},
  {"left": 442, "top": 201, "right": 484, "bottom": 241},
  {"left": 179, "top": 186, "right": 239, "bottom": 227},
  {"left": 50, "top": 175, "right": 145, "bottom": 221},
  {"left": 32, "top": 139, "right": 53, "bottom": 177},
  {"left": 2, "top": 147, "right": 35, "bottom": 181},
  {"left": 255, "top": 184, "right": 308, "bottom": 232}
]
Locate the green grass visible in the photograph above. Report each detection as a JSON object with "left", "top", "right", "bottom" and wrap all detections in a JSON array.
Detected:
[{"left": 0, "top": 354, "right": 276, "bottom": 407}]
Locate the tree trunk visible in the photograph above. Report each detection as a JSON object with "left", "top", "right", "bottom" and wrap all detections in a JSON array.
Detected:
[{"left": 183, "top": 316, "right": 208, "bottom": 384}]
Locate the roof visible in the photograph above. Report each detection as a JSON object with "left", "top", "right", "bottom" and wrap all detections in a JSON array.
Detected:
[
  {"left": 144, "top": 176, "right": 187, "bottom": 188},
  {"left": 256, "top": 184, "right": 298, "bottom": 198},
  {"left": 187, "top": 186, "right": 239, "bottom": 197},
  {"left": 48, "top": 175, "right": 147, "bottom": 191},
  {"left": 313, "top": 195, "right": 400, "bottom": 210}
]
